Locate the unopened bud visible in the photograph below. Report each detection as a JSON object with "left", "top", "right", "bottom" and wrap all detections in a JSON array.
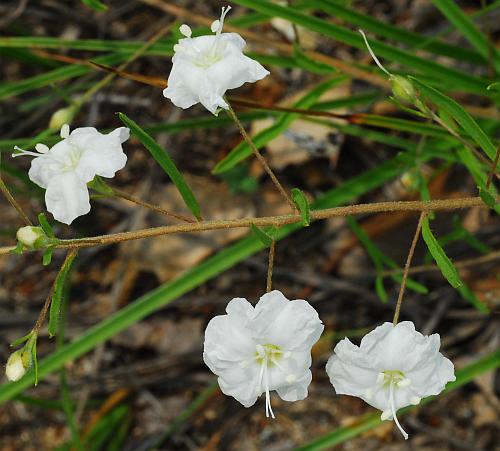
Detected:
[
  {"left": 49, "top": 106, "right": 76, "bottom": 130},
  {"left": 6, "top": 349, "right": 30, "bottom": 382},
  {"left": 391, "top": 75, "right": 416, "bottom": 104},
  {"left": 16, "top": 226, "right": 46, "bottom": 249}
]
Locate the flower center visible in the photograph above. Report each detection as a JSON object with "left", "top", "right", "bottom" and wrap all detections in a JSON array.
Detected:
[
  {"left": 364, "top": 369, "right": 411, "bottom": 440},
  {"left": 255, "top": 343, "right": 282, "bottom": 366},
  {"left": 176, "top": 6, "right": 232, "bottom": 69},
  {"left": 255, "top": 343, "right": 283, "bottom": 419}
]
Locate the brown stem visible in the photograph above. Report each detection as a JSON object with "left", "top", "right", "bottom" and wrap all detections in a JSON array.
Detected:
[
  {"left": 112, "top": 188, "right": 195, "bottom": 223},
  {"left": 266, "top": 241, "right": 276, "bottom": 292},
  {"left": 393, "top": 212, "right": 426, "bottom": 325},
  {"left": 0, "top": 196, "right": 489, "bottom": 256},
  {"left": 225, "top": 101, "right": 297, "bottom": 213},
  {"left": 33, "top": 250, "right": 78, "bottom": 334},
  {"left": 382, "top": 249, "right": 500, "bottom": 277},
  {"left": 0, "top": 177, "right": 32, "bottom": 226},
  {"left": 486, "top": 144, "right": 500, "bottom": 190}
]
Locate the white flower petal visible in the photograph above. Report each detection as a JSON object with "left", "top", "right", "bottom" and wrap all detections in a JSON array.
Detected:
[
  {"left": 263, "top": 298, "right": 324, "bottom": 350},
  {"left": 45, "top": 172, "right": 90, "bottom": 225},
  {"left": 164, "top": 32, "right": 269, "bottom": 115}
]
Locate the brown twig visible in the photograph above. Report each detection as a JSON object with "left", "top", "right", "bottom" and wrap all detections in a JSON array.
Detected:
[
  {"left": 0, "top": 196, "right": 490, "bottom": 256},
  {"left": 393, "top": 211, "right": 426, "bottom": 325},
  {"left": 382, "top": 249, "right": 500, "bottom": 277},
  {"left": 486, "top": 144, "right": 500, "bottom": 189},
  {"left": 266, "top": 240, "right": 276, "bottom": 292},
  {"left": 111, "top": 188, "right": 195, "bottom": 223},
  {"left": 0, "top": 177, "right": 32, "bottom": 226},
  {"left": 225, "top": 101, "right": 297, "bottom": 213}
]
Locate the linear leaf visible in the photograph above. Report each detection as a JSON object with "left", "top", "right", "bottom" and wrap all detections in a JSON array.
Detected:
[
  {"left": 231, "top": 0, "right": 490, "bottom": 95},
  {"left": 431, "top": 0, "right": 500, "bottom": 73},
  {"left": 410, "top": 77, "right": 497, "bottom": 162},
  {"left": 318, "top": 0, "right": 485, "bottom": 65},
  {"left": 421, "top": 216, "right": 461, "bottom": 288},
  {"left": 48, "top": 251, "right": 78, "bottom": 338},
  {"left": 291, "top": 188, "right": 311, "bottom": 226},
  {"left": 81, "top": 0, "right": 107, "bottom": 11},
  {"left": 118, "top": 112, "right": 202, "bottom": 220}
]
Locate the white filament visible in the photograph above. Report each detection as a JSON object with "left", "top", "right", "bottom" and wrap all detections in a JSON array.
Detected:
[{"left": 358, "top": 29, "right": 392, "bottom": 77}]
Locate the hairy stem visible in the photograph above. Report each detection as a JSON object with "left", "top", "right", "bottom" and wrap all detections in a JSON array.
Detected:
[
  {"left": 225, "top": 101, "right": 297, "bottom": 213},
  {"left": 0, "top": 197, "right": 489, "bottom": 256},
  {"left": 266, "top": 240, "right": 276, "bottom": 292},
  {"left": 393, "top": 212, "right": 426, "bottom": 325},
  {"left": 0, "top": 177, "right": 32, "bottom": 226},
  {"left": 112, "top": 188, "right": 195, "bottom": 223}
]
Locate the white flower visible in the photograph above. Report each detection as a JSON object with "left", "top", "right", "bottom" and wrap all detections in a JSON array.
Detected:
[
  {"left": 16, "top": 226, "right": 45, "bottom": 248},
  {"left": 163, "top": 6, "right": 270, "bottom": 115},
  {"left": 203, "top": 290, "right": 324, "bottom": 417},
  {"left": 13, "top": 124, "right": 129, "bottom": 225},
  {"left": 326, "top": 321, "right": 455, "bottom": 439},
  {"left": 6, "top": 350, "right": 28, "bottom": 382}
]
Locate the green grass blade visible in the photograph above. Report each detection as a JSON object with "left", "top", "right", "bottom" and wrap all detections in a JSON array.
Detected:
[
  {"left": 118, "top": 112, "right": 202, "bottom": 220},
  {"left": 318, "top": 0, "right": 486, "bottom": 65},
  {"left": 81, "top": 0, "right": 107, "bottom": 11},
  {"left": 431, "top": 0, "right": 500, "bottom": 73},
  {"left": 230, "top": 0, "right": 490, "bottom": 95},
  {"left": 410, "top": 77, "right": 497, "bottom": 162},
  {"left": 296, "top": 349, "right": 500, "bottom": 450},
  {"left": 213, "top": 77, "right": 346, "bottom": 174},
  {"left": 0, "top": 53, "right": 126, "bottom": 100},
  {"left": 0, "top": 152, "right": 424, "bottom": 404}
]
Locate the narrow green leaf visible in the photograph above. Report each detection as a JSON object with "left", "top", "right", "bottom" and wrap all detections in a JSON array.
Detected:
[
  {"left": 48, "top": 251, "right": 78, "bottom": 338},
  {"left": 231, "top": 0, "right": 490, "bottom": 95},
  {"left": 431, "top": 0, "right": 500, "bottom": 73},
  {"left": 10, "top": 332, "right": 33, "bottom": 348},
  {"left": 291, "top": 188, "right": 311, "bottom": 226},
  {"left": 81, "top": 0, "right": 107, "bottom": 11},
  {"left": 213, "top": 77, "right": 346, "bottom": 174},
  {"left": 410, "top": 77, "right": 497, "bottom": 162},
  {"left": 479, "top": 187, "right": 498, "bottom": 211},
  {"left": 38, "top": 213, "right": 55, "bottom": 238},
  {"left": 42, "top": 247, "right": 54, "bottom": 266},
  {"left": 250, "top": 224, "right": 274, "bottom": 247},
  {"left": 118, "top": 112, "right": 202, "bottom": 220},
  {"left": 318, "top": 0, "right": 486, "bottom": 65},
  {"left": 421, "top": 216, "right": 461, "bottom": 288},
  {"left": 375, "top": 276, "right": 388, "bottom": 303}
]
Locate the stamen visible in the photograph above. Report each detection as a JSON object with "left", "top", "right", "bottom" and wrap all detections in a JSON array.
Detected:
[
  {"left": 264, "top": 365, "right": 275, "bottom": 419},
  {"left": 60, "top": 124, "right": 70, "bottom": 139},
  {"left": 211, "top": 20, "right": 220, "bottom": 33},
  {"left": 35, "top": 143, "right": 49, "bottom": 154},
  {"left": 179, "top": 24, "right": 192, "bottom": 38},
  {"left": 389, "top": 382, "right": 409, "bottom": 440},
  {"left": 12, "top": 146, "right": 42, "bottom": 158},
  {"left": 215, "top": 5, "right": 232, "bottom": 35},
  {"left": 358, "top": 29, "right": 392, "bottom": 77}
]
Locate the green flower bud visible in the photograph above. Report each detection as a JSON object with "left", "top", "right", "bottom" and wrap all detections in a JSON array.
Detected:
[
  {"left": 16, "top": 226, "right": 47, "bottom": 249},
  {"left": 391, "top": 75, "right": 416, "bottom": 104},
  {"left": 49, "top": 106, "right": 76, "bottom": 130},
  {"left": 6, "top": 349, "right": 31, "bottom": 382}
]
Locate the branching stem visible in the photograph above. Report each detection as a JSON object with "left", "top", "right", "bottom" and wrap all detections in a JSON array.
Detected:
[{"left": 0, "top": 196, "right": 489, "bottom": 256}]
